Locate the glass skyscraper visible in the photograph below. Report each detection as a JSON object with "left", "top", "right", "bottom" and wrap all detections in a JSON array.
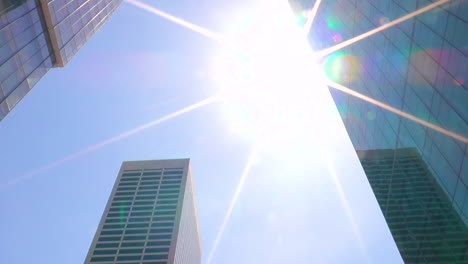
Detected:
[
  {"left": 289, "top": 0, "right": 467, "bottom": 261},
  {"left": 84, "top": 159, "right": 202, "bottom": 264},
  {"left": 359, "top": 148, "right": 467, "bottom": 263},
  {"left": 0, "top": 0, "right": 122, "bottom": 120},
  {"left": 293, "top": 0, "right": 467, "bottom": 221}
]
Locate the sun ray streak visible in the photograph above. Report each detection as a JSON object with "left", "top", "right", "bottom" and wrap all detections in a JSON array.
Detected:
[
  {"left": 206, "top": 142, "right": 260, "bottom": 264},
  {"left": 317, "top": 0, "right": 450, "bottom": 57},
  {"left": 303, "top": 0, "right": 322, "bottom": 35},
  {"left": 0, "top": 96, "right": 219, "bottom": 191},
  {"left": 321, "top": 146, "right": 370, "bottom": 263},
  {"left": 327, "top": 81, "right": 468, "bottom": 143},
  {"left": 125, "top": 0, "right": 227, "bottom": 44}
]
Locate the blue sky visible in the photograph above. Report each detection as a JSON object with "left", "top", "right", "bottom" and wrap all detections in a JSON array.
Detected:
[{"left": 0, "top": 0, "right": 403, "bottom": 263}]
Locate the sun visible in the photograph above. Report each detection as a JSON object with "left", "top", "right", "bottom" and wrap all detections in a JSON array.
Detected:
[{"left": 212, "top": 0, "right": 329, "bottom": 146}]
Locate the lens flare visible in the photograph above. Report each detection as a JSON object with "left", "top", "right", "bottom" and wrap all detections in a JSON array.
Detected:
[{"left": 322, "top": 52, "right": 361, "bottom": 83}]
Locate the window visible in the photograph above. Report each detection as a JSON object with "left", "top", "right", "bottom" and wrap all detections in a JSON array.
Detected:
[
  {"left": 158, "top": 195, "right": 178, "bottom": 200},
  {"left": 155, "top": 205, "right": 177, "bottom": 211},
  {"left": 90, "top": 256, "right": 114, "bottom": 262},
  {"left": 117, "top": 255, "right": 141, "bottom": 261},
  {"left": 157, "top": 200, "right": 177, "bottom": 205},
  {"left": 148, "top": 234, "right": 171, "bottom": 240},
  {"left": 121, "top": 241, "right": 145, "bottom": 248},
  {"left": 159, "top": 190, "right": 179, "bottom": 195},
  {"left": 95, "top": 243, "right": 119, "bottom": 249},
  {"left": 153, "top": 211, "right": 175, "bottom": 217},
  {"left": 122, "top": 173, "right": 141, "bottom": 177},
  {"left": 98, "top": 236, "right": 121, "bottom": 242},
  {"left": 149, "top": 228, "right": 173, "bottom": 234},
  {"left": 122, "top": 235, "right": 146, "bottom": 241},
  {"left": 153, "top": 216, "right": 175, "bottom": 222},
  {"left": 161, "top": 180, "right": 181, "bottom": 185},
  {"left": 159, "top": 185, "right": 180, "bottom": 190},
  {"left": 147, "top": 241, "right": 170, "bottom": 246},
  {"left": 127, "top": 223, "right": 149, "bottom": 229},
  {"left": 143, "top": 171, "right": 162, "bottom": 176},
  {"left": 125, "top": 229, "right": 147, "bottom": 235},
  {"left": 128, "top": 217, "right": 151, "bottom": 223},
  {"left": 151, "top": 222, "right": 174, "bottom": 228},
  {"left": 119, "top": 248, "right": 143, "bottom": 254},
  {"left": 103, "top": 224, "right": 122, "bottom": 229},
  {"left": 163, "top": 170, "right": 183, "bottom": 175},
  {"left": 145, "top": 248, "right": 169, "bottom": 253},
  {"left": 143, "top": 254, "right": 168, "bottom": 260},
  {"left": 136, "top": 195, "right": 156, "bottom": 201},
  {"left": 100, "top": 230, "right": 123, "bottom": 236},
  {"left": 134, "top": 201, "right": 154, "bottom": 206},
  {"left": 93, "top": 249, "right": 117, "bottom": 255}
]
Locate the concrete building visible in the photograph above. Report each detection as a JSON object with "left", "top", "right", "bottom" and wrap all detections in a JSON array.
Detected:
[
  {"left": 0, "top": 0, "right": 122, "bottom": 120},
  {"left": 84, "top": 159, "right": 202, "bottom": 264},
  {"left": 359, "top": 148, "right": 468, "bottom": 263}
]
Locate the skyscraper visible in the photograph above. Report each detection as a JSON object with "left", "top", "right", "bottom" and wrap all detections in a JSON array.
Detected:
[
  {"left": 84, "top": 159, "right": 202, "bottom": 264},
  {"left": 0, "top": 0, "right": 122, "bottom": 120},
  {"left": 298, "top": 0, "right": 467, "bottom": 221},
  {"left": 358, "top": 148, "right": 468, "bottom": 263}
]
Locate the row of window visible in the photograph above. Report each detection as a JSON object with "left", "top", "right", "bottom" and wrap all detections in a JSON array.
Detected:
[
  {"left": 101, "top": 228, "right": 173, "bottom": 236},
  {"left": 107, "top": 205, "right": 177, "bottom": 218},
  {"left": 94, "top": 247, "right": 169, "bottom": 256},
  {"left": 96, "top": 240, "right": 171, "bottom": 249},
  {"left": 105, "top": 216, "right": 175, "bottom": 224},
  {"left": 91, "top": 253, "right": 168, "bottom": 262},
  {"left": 98, "top": 234, "right": 172, "bottom": 242},
  {"left": 103, "top": 221, "right": 174, "bottom": 230},
  {"left": 122, "top": 170, "right": 183, "bottom": 177}
]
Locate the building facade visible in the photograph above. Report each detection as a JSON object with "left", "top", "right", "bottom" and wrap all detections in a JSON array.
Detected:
[
  {"left": 0, "top": 0, "right": 122, "bottom": 120},
  {"left": 84, "top": 159, "right": 202, "bottom": 264},
  {"left": 295, "top": 0, "right": 467, "bottom": 222},
  {"left": 358, "top": 148, "right": 467, "bottom": 263}
]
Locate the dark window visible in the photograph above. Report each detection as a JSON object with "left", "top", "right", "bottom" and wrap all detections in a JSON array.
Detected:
[
  {"left": 128, "top": 217, "right": 151, "bottom": 223},
  {"left": 103, "top": 224, "right": 122, "bottom": 229},
  {"left": 121, "top": 242, "right": 145, "bottom": 248},
  {"left": 137, "top": 191, "right": 158, "bottom": 196},
  {"left": 117, "top": 187, "right": 137, "bottom": 191},
  {"left": 127, "top": 223, "right": 149, "bottom": 229},
  {"left": 140, "top": 181, "right": 159, "bottom": 186},
  {"left": 122, "top": 173, "right": 141, "bottom": 177},
  {"left": 136, "top": 195, "right": 155, "bottom": 201},
  {"left": 163, "top": 176, "right": 182, "bottom": 180},
  {"left": 132, "top": 206, "right": 153, "bottom": 211},
  {"left": 145, "top": 248, "right": 169, "bottom": 253},
  {"left": 98, "top": 236, "right": 121, "bottom": 242},
  {"left": 116, "top": 255, "right": 141, "bottom": 261},
  {"left": 131, "top": 211, "right": 152, "bottom": 217},
  {"left": 154, "top": 210, "right": 176, "bottom": 216},
  {"left": 159, "top": 190, "right": 179, "bottom": 195},
  {"left": 161, "top": 180, "right": 181, "bottom": 185},
  {"left": 139, "top": 186, "right": 157, "bottom": 191},
  {"left": 101, "top": 230, "right": 123, "bottom": 236},
  {"left": 134, "top": 201, "right": 154, "bottom": 206},
  {"left": 120, "top": 178, "right": 139, "bottom": 182},
  {"left": 158, "top": 195, "right": 178, "bottom": 200},
  {"left": 155, "top": 205, "right": 177, "bottom": 210},
  {"left": 123, "top": 235, "right": 146, "bottom": 241},
  {"left": 95, "top": 243, "right": 119, "bottom": 249},
  {"left": 105, "top": 218, "right": 124, "bottom": 224},
  {"left": 148, "top": 234, "right": 171, "bottom": 240},
  {"left": 143, "top": 171, "right": 162, "bottom": 176},
  {"left": 147, "top": 241, "right": 170, "bottom": 246},
  {"left": 141, "top": 176, "right": 161, "bottom": 181},
  {"left": 149, "top": 228, "right": 173, "bottom": 234},
  {"left": 157, "top": 200, "right": 177, "bottom": 205},
  {"left": 125, "top": 229, "right": 148, "bottom": 235},
  {"left": 90, "top": 256, "right": 114, "bottom": 262},
  {"left": 163, "top": 171, "right": 183, "bottom": 175},
  {"left": 159, "top": 185, "right": 180, "bottom": 190},
  {"left": 153, "top": 216, "right": 175, "bottom": 222},
  {"left": 93, "top": 249, "right": 117, "bottom": 255},
  {"left": 151, "top": 222, "right": 174, "bottom": 228},
  {"left": 119, "top": 248, "right": 143, "bottom": 254},
  {"left": 143, "top": 254, "right": 168, "bottom": 260}
]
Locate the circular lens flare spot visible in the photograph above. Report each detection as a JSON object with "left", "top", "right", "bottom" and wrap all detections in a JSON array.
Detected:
[
  {"left": 332, "top": 33, "right": 342, "bottom": 43},
  {"left": 322, "top": 52, "right": 361, "bottom": 83},
  {"left": 367, "top": 111, "right": 376, "bottom": 120},
  {"left": 378, "top": 17, "right": 389, "bottom": 25}
]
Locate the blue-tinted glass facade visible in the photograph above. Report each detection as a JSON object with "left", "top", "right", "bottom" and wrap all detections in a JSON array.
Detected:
[
  {"left": 0, "top": 0, "right": 122, "bottom": 120},
  {"left": 296, "top": 0, "right": 467, "bottom": 224},
  {"left": 359, "top": 148, "right": 468, "bottom": 263}
]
